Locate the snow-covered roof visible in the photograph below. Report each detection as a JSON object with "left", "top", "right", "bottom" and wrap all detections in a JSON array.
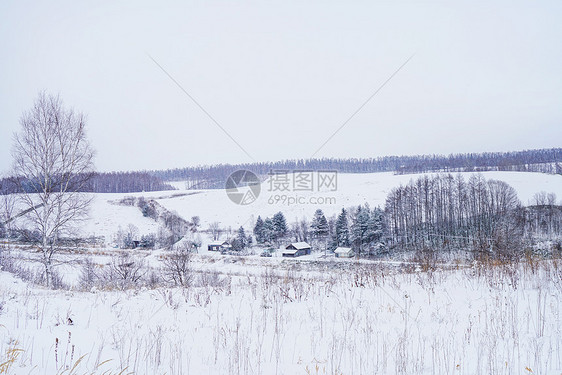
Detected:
[
  {"left": 209, "top": 240, "right": 229, "bottom": 246},
  {"left": 287, "top": 242, "right": 311, "bottom": 250},
  {"left": 334, "top": 247, "right": 353, "bottom": 254},
  {"left": 282, "top": 249, "right": 299, "bottom": 255}
]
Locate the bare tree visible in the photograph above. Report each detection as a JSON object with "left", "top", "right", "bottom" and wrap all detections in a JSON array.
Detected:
[
  {"left": 104, "top": 253, "right": 146, "bottom": 290},
  {"left": 547, "top": 192, "right": 557, "bottom": 206},
  {"left": 0, "top": 178, "right": 17, "bottom": 239},
  {"left": 12, "top": 92, "right": 95, "bottom": 286},
  {"left": 190, "top": 216, "right": 200, "bottom": 233},
  {"left": 532, "top": 191, "right": 548, "bottom": 206},
  {"left": 299, "top": 217, "right": 310, "bottom": 242},
  {"left": 162, "top": 242, "right": 192, "bottom": 286},
  {"left": 385, "top": 173, "right": 522, "bottom": 257},
  {"left": 208, "top": 221, "right": 222, "bottom": 240}
]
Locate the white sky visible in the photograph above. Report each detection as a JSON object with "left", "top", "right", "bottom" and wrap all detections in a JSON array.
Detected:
[{"left": 1, "top": 0, "right": 561, "bottom": 174}]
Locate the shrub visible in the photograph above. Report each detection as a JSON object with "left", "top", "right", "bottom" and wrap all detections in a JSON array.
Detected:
[
  {"left": 78, "top": 257, "right": 98, "bottom": 290},
  {"left": 161, "top": 243, "right": 192, "bottom": 287},
  {"left": 102, "top": 253, "right": 146, "bottom": 290}
]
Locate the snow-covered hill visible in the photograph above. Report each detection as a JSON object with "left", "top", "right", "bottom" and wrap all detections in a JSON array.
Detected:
[{"left": 81, "top": 171, "right": 562, "bottom": 239}]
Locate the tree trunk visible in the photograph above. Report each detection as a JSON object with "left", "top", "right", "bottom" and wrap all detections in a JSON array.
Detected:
[{"left": 42, "top": 236, "right": 51, "bottom": 288}]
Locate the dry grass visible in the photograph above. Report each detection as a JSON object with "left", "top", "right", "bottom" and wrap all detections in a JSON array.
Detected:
[{"left": 0, "top": 343, "right": 22, "bottom": 374}]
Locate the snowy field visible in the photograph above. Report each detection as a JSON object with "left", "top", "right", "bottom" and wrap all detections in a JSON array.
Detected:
[
  {"left": 80, "top": 171, "right": 562, "bottom": 241},
  {"left": 2, "top": 170, "right": 562, "bottom": 374},
  {"left": 1, "top": 258, "right": 561, "bottom": 374}
]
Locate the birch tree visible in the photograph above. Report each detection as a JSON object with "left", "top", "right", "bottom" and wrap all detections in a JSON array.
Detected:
[{"left": 12, "top": 92, "right": 95, "bottom": 286}]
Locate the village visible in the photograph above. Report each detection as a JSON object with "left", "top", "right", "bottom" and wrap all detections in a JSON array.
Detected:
[{"left": 207, "top": 239, "right": 353, "bottom": 258}]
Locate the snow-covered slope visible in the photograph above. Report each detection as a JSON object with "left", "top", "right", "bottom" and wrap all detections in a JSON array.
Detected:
[
  {"left": 76, "top": 171, "right": 562, "bottom": 239},
  {"left": 83, "top": 194, "right": 160, "bottom": 241},
  {"left": 150, "top": 171, "right": 562, "bottom": 228}
]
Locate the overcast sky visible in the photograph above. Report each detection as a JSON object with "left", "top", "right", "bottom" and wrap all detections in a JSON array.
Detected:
[{"left": 1, "top": 1, "right": 561, "bottom": 174}]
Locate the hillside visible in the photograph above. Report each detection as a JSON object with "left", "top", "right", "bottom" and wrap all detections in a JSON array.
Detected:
[{"left": 80, "top": 171, "right": 562, "bottom": 241}]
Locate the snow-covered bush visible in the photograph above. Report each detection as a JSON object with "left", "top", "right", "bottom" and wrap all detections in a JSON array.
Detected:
[
  {"left": 161, "top": 243, "right": 192, "bottom": 287},
  {"left": 102, "top": 253, "right": 146, "bottom": 290},
  {"left": 78, "top": 257, "right": 98, "bottom": 290}
]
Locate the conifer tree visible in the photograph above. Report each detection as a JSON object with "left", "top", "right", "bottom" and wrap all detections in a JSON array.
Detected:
[
  {"left": 253, "top": 216, "right": 265, "bottom": 243},
  {"left": 351, "top": 205, "right": 370, "bottom": 255},
  {"left": 333, "top": 208, "right": 350, "bottom": 248},
  {"left": 311, "top": 209, "right": 329, "bottom": 238},
  {"left": 263, "top": 218, "right": 274, "bottom": 243},
  {"left": 272, "top": 212, "right": 287, "bottom": 240},
  {"left": 232, "top": 226, "right": 247, "bottom": 251}
]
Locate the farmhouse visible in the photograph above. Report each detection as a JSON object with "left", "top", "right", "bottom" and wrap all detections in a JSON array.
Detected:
[
  {"left": 282, "top": 242, "right": 312, "bottom": 257},
  {"left": 207, "top": 240, "right": 231, "bottom": 251},
  {"left": 334, "top": 247, "right": 354, "bottom": 258}
]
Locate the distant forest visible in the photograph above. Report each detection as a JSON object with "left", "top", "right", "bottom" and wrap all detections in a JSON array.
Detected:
[
  {"left": 1, "top": 147, "right": 561, "bottom": 194},
  {"left": 149, "top": 147, "right": 562, "bottom": 189},
  {"left": 0, "top": 171, "right": 175, "bottom": 195}
]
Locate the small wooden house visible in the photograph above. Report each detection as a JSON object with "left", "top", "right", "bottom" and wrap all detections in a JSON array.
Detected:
[
  {"left": 208, "top": 240, "right": 231, "bottom": 251},
  {"left": 334, "top": 247, "right": 354, "bottom": 258},
  {"left": 282, "top": 242, "right": 312, "bottom": 257}
]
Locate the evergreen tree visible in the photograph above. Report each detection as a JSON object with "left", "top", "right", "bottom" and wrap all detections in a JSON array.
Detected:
[
  {"left": 263, "top": 218, "right": 274, "bottom": 243},
  {"left": 272, "top": 212, "right": 288, "bottom": 240},
  {"left": 351, "top": 205, "right": 370, "bottom": 255},
  {"left": 232, "top": 226, "right": 247, "bottom": 251},
  {"left": 253, "top": 216, "right": 265, "bottom": 243},
  {"left": 368, "top": 207, "right": 385, "bottom": 254},
  {"left": 310, "top": 209, "right": 329, "bottom": 238},
  {"left": 333, "top": 208, "right": 350, "bottom": 248},
  {"left": 371, "top": 207, "right": 385, "bottom": 243}
]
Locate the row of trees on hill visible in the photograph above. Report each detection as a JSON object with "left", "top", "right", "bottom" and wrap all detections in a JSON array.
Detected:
[
  {"left": 0, "top": 171, "right": 175, "bottom": 195},
  {"left": 524, "top": 191, "right": 562, "bottom": 243},
  {"left": 3, "top": 147, "right": 559, "bottom": 195},
  {"left": 384, "top": 174, "right": 523, "bottom": 256},
  {"left": 383, "top": 173, "right": 562, "bottom": 258},
  {"left": 85, "top": 172, "right": 175, "bottom": 193},
  {"left": 148, "top": 148, "right": 562, "bottom": 189}
]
